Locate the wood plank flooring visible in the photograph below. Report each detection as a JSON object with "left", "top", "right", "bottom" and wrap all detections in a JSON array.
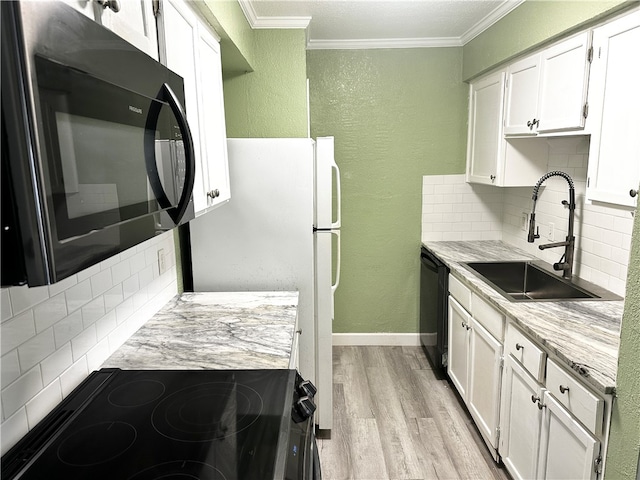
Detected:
[{"left": 317, "top": 346, "right": 512, "bottom": 480}]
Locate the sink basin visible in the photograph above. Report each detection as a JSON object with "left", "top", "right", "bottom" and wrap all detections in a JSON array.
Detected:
[{"left": 461, "top": 261, "right": 618, "bottom": 302}]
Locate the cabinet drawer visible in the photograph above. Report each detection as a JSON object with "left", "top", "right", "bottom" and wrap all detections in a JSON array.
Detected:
[
  {"left": 449, "top": 274, "right": 472, "bottom": 312},
  {"left": 471, "top": 294, "right": 505, "bottom": 341},
  {"left": 505, "top": 324, "right": 545, "bottom": 382},
  {"left": 546, "top": 358, "right": 604, "bottom": 436}
]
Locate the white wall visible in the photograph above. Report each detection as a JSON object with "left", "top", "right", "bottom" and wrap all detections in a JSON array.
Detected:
[
  {"left": 422, "top": 137, "right": 635, "bottom": 297},
  {"left": 0, "top": 231, "right": 179, "bottom": 454}
]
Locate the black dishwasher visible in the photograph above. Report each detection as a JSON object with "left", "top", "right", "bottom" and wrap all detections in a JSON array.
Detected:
[{"left": 420, "top": 247, "right": 449, "bottom": 372}]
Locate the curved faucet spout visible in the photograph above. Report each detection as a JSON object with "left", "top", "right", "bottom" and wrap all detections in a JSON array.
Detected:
[{"left": 527, "top": 171, "right": 576, "bottom": 279}]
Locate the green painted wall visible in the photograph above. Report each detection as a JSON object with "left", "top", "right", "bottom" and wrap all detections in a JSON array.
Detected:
[
  {"left": 605, "top": 208, "right": 640, "bottom": 479},
  {"left": 223, "top": 29, "right": 308, "bottom": 137},
  {"left": 307, "top": 48, "right": 467, "bottom": 333},
  {"left": 463, "top": 0, "right": 631, "bottom": 80}
]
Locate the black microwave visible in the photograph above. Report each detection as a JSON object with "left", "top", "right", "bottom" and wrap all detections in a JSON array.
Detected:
[{"left": 1, "top": 1, "right": 195, "bottom": 287}]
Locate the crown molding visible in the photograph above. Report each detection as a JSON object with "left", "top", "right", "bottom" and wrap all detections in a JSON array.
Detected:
[
  {"left": 307, "top": 37, "right": 463, "bottom": 50},
  {"left": 460, "top": 0, "right": 526, "bottom": 44},
  {"left": 239, "top": 0, "right": 525, "bottom": 49},
  {"left": 238, "top": 0, "right": 310, "bottom": 29}
]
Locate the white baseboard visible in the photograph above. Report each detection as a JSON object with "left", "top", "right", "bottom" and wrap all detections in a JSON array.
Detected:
[{"left": 332, "top": 333, "right": 421, "bottom": 346}]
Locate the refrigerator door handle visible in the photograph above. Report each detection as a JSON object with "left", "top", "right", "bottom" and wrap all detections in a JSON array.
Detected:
[
  {"left": 331, "top": 160, "right": 342, "bottom": 229},
  {"left": 331, "top": 229, "right": 341, "bottom": 294}
]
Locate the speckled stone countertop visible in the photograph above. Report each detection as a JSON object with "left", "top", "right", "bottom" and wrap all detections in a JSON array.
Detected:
[
  {"left": 423, "top": 240, "right": 624, "bottom": 395},
  {"left": 102, "top": 291, "right": 299, "bottom": 370}
]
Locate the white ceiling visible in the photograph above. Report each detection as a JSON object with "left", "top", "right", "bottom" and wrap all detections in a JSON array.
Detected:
[{"left": 239, "top": 0, "right": 525, "bottom": 49}]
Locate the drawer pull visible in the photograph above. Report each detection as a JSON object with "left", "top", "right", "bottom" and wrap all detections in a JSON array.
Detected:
[
  {"left": 515, "top": 343, "right": 524, "bottom": 351},
  {"left": 559, "top": 385, "right": 570, "bottom": 394}
]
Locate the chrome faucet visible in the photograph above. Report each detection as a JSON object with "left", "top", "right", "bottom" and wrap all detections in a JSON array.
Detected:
[{"left": 527, "top": 171, "right": 576, "bottom": 279}]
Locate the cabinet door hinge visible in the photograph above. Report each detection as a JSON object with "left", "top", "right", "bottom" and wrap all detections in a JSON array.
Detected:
[
  {"left": 587, "top": 46, "right": 594, "bottom": 64},
  {"left": 583, "top": 102, "right": 589, "bottom": 119},
  {"left": 594, "top": 455, "right": 603, "bottom": 475},
  {"left": 152, "top": 0, "right": 161, "bottom": 17}
]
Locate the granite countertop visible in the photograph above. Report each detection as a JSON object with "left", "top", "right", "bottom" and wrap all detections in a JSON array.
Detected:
[
  {"left": 423, "top": 240, "right": 624, "bottom": 395},
  {"left": 103, "top": 291, "right": 299, "bottom": 370}
]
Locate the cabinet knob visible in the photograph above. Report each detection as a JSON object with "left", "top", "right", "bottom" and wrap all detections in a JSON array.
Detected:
[
  {"left": 559, "top": 385, "right": 570, "bottom": 394},
  {"left": 96, "top": 0, "right": 120, "bottom": 12},
  {"left": 630, "top": 189, "right": 638, "bottom": 198},
  {"left": 515, "top": 343, "right": 524, "bottom": 351}
]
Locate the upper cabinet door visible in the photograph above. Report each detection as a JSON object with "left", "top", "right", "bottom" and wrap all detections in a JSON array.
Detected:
[
  {"left": 60, "top": 0, "right": 158, "bottom": 60},
  {"left": 504, "top": 54, "right": 541, "bottom": 136},
  {"left": 537, "top": 31, "right": 591, "bottom": 133},
  {"left": 466, "top": 71, "right": 506, "bottom": 185},
  {"left": 504, "top": 33, "right": 592, "bottom": 136},
  {"left": 586, "top": 10, "right": 640, "bottom": 208},
  {"left": 100, "top": 0, "right": 159, "bottom": 59}
]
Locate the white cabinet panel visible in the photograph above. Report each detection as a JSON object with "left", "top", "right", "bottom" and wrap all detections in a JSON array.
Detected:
[
  {"left": 448, "top": 295, "right": 470, "bottom": 400},
  {"left": 161, "top": 0, "right": 229, "bottom": 214},
  {"left": 586, "top": 10, "right": 640, "bottom": 208},
  {"left": 499, "top": 355, "right": 544, "bottom": 480},
  {"left": 504, "top": 55, "right": 541, "bottom": 135},
  {"left": 101, "top": 0, "right": 158, "bottom": 59},
  {"left": 538, "top": 392, "right": 600, "bottom": 480},
  {"left": 504, "top": 32, "right": 591, "bottom": 136},
  {"left": 468, "top": 318, "right": 502, "bottom": 449}
]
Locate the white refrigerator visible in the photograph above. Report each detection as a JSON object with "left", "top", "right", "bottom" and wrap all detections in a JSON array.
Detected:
[{"left": 189, "top": 137, "right": 341, "bottom": 431}]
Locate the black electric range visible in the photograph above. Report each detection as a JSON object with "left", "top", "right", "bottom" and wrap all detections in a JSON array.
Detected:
[{"left": 2, "top": 369, "right": 320, "bottom": 480}]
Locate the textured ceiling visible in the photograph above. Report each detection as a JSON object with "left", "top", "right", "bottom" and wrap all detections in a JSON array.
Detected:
[{"left": 240, "top": 0, "right": 524, "bottom": 48}]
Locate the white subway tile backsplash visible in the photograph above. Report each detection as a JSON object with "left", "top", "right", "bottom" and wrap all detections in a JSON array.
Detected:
[
  {"left": 1, "top": 231, "right": 183, "bottom": 454},
  {"left": 2, "top": 367, "right": 43, "bottom": 418},
  {"left": 1, "top": 351, "right": 21, "bottom": 389},
  {"left": 33, "top": 294, "right": 67, "bottom": 333},
  {"left": 1, "top": 408, "right": 28, "bottom": 454},
  {"left": 53, "top": 310, "right": 84, "bottom": 349},
  {"left": 25, "top": 380, "right": 62, "bottom": 429},
  {"left": 59, "top": 358, "right": 89, "bottom": 398},
  {"left": 8, "top": 286, "right": 48, "bottom": 316},
  {"left": 81, "top": 297, "right": 106, "bottom": 328},
  {"left": 90, "top": 269, "right": 113, "bottom": 298},
  {"left": 71, "top": 325, "right": 97, "bottom": 361},
  {"left": 41, "top": 344, "right": 73, "bottom": 386},
  {"left": 1, "top": 290, "right": 12, "bottom": 323},
  {"left": 65, "top": 280, "right": 93, "bottom": 313},
  {"left": 1, "top": 312, "right": 36, "bottom": 354},
  {"left": 18, "top": 329, "right": 56, "bottom": 372}
]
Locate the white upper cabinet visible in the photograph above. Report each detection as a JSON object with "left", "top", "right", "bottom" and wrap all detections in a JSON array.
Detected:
[
  {"left": 466, "top": 71, "right": 548, "bottom": 187},
  {"left": 504, "top": 32, "right": 592, "bottom": 135},
  {"left": 160, "top": 0, "right": 230, "bottom": 214},
  {"left": 586, "top": 10, "right": 640, "bottom": 208},
  {"left": 61, "top": 0, "right": 158, "bottom": 59}
]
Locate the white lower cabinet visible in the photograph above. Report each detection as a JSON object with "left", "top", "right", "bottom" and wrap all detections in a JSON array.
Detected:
[
  {"left": 447, "top": 287, "right": 503, "bottom": 458},
  {"left": 499, "top": 355, "right": 543, "bottom": 480},
  {"left": 498, "top": 324, "right": 604, "bottom": 480},
  {"left": 538, "top": 392, "right": 601, "bottom": 480}
]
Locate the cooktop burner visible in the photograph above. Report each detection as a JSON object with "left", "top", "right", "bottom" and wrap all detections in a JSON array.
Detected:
[{"left": 3, "top": 369, "right": 307, "bottom": 480}]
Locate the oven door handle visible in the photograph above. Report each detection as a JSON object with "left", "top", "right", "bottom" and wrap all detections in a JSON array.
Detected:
[{"left": 144, "top": 83, "right": 196, "bottom": 225}]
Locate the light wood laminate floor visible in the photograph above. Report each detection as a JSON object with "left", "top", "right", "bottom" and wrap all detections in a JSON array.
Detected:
[{"left": 317, "top": 346, "right": 512, "bottom": 480}]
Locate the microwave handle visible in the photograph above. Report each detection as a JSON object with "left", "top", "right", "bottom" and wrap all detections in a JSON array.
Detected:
[{"left": 144, "top": 83, "right": 196, "bottom": 224}]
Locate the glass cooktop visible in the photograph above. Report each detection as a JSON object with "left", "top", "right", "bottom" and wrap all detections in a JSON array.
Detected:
[{"left": 4, "top": 369, "right": 297, "bottom": 480}]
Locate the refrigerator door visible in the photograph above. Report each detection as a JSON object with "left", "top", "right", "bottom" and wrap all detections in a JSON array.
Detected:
[
  {"left": 189, "top": 138, "right": 316, "bottom": 384},
  {"left": 313, "top": 136, "right": 340, "bottom": 431}
]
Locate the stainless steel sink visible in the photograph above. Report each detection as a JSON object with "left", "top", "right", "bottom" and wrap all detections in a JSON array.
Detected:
[{"left": 461, "top": 261, "right": 620, "bottom": 302}]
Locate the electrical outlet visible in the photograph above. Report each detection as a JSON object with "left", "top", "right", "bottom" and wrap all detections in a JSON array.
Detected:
[
  {"left": 521, "top": 212, "right": 528, "bottom": 231},
  {"left": 548, "top": 223, "right": 555, "bottom": 241},
  {"left": 158, "top": 248, "right": 167, "bottom": 275}
]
